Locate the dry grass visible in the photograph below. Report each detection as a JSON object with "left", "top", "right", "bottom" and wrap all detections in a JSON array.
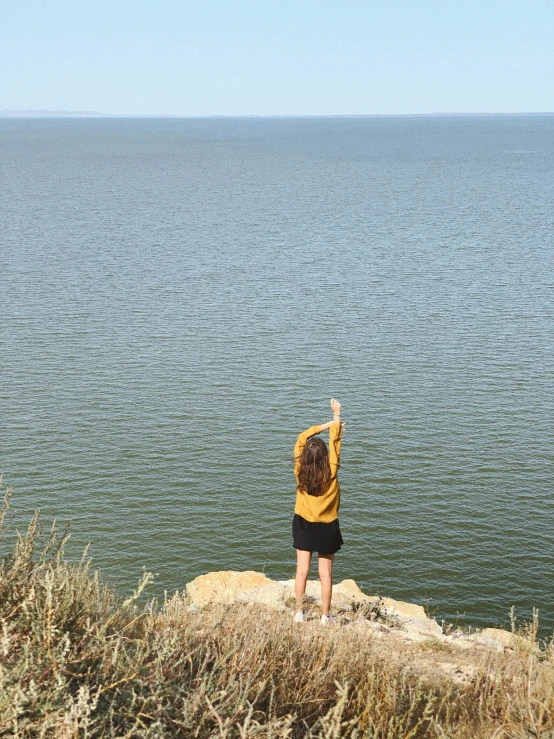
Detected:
[{"left": 1, "top": 486, "right": 553, "bottom": 738}]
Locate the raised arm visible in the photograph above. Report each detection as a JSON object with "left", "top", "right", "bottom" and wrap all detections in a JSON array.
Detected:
[
  {"left": 293, "top": 399, "right": 343, "bottom": 479},
  {"left": 329, "top": 398, "right": 342, "bottom": 475}
]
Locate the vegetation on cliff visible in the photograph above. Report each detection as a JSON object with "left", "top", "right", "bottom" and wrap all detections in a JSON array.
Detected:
[{"left": 1, "top": 487, "right": 553, "bottom": 738}]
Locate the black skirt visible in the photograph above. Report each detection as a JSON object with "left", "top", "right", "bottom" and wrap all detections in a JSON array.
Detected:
[{"left": 292, "top": 514, "right": 343, "bottom": 555}]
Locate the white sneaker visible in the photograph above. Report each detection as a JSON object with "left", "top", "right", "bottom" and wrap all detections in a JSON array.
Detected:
[
  {"left": 294, "top": 610, "right": 306, "bottom": 623},
  {"left": 320, "top": 614, "right": 334, "bottom": 625}
]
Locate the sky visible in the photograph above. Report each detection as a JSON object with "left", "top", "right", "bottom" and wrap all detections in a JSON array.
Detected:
[{"left": 1, "top": 0, "right": 553, "bottom": 115}]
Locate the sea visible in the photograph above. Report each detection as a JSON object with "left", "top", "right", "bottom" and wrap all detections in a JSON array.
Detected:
[{"left": 1, "top": 115, "right": 553, "bottom": 633}]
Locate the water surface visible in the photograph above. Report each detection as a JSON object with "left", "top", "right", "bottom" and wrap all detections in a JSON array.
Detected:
[{"left": 1, "top": 115, "right": 553, "bottom": 632}]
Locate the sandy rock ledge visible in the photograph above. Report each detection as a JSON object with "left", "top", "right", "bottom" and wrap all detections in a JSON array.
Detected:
[{"left": 184, "top": 570, "right": 524, "bottom": 654}]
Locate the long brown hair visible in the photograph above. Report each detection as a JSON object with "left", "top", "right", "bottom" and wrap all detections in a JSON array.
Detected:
[{"left": 297, "top": 437, "right": 331, "bottom": 497}]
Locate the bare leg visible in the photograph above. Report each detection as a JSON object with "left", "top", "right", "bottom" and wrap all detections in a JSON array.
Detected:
[
  {"left": 295, "top": 549, "right": 312, "bottom": 611},
  {"left": 318, "top": 553, "right": 334, "bottom": 616}
]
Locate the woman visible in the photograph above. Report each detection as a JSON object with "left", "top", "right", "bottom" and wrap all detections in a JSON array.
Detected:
[{"left": 292, "top": 398, "right": 343, "bottom": 623}]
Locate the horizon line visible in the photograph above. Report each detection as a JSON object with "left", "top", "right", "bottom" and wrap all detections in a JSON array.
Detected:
[{"left": 1, "top": 109, "right": 554, "bottom": 119}]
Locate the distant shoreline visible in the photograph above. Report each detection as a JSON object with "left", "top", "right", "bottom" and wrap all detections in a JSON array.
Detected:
[{"left": 1, "top": 109, "right": 553, "bottom": 119}]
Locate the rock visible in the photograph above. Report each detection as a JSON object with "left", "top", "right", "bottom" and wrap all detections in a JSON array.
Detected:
[
  {"left": 381, "top": 598, "right": 428, "bottom": 620},
  {"left": 465, "top": 633, "right": 504, "bottom": 651},
  {"left": 366, "top": 620, "right": 389, "bottom": 632},
  {"left": 380, "top": 598, "right": 443, "bottom": 637},
  {"left": 278, "top": 577, "right": 377, "bottom": 607},
  {"left": 400, "top": 616, "right": 443, "bottom": 638},
  {"left": 482, "top": 628, "right": 536, "bottom": 650},
  {"left": 186, "top": 571, "right": 287, "bottom": 608},
  {"left": 185, "top": 572, "right": 440, "bottom": 638},
  {"left": 333, "top": 579, "right": 375, "bottom": 603},
  {"left": 279, "top": 578, "right": 320, "bottom": 602},
  {"left": 181, "top": 570, "right": 537, "bottom": 668},
  {"left": 349, "top": 620, "right": 387, "bottom": 638},
  {"left": 186, "top": 571, "right": 382, "bottom": 612},
  {"left": 480, "top": 628, "right": 515, "bottom": 646},
  {"left": 401, "top": 630, "right": 435, "bottom": 643},
  {"left": 466, "top": 628, "right": 536, "bottom": 652},
  {"left": 444, "top": 634, "right": 475, "bottom": 650},
  {"left": 187, "top": 572, "right": 434, "bottom": 642}
]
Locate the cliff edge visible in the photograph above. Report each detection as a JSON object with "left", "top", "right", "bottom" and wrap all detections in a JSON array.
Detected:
[{"left": 173, "top": 570, "right": 538, "bottom": 686}]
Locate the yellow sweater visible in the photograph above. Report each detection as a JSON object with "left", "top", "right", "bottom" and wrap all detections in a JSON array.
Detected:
[{"left": 294, "top": 422, "right": 342, "bottom": 523}]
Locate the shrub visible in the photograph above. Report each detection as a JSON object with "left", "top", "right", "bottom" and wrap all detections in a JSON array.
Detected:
[{"left": 1, "top": 486, "right": 553, "bottom": 738}]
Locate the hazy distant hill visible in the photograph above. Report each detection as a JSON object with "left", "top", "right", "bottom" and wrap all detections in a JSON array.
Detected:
[{"left": 0, "top": 110, "right": 107, "bottom": 118}]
